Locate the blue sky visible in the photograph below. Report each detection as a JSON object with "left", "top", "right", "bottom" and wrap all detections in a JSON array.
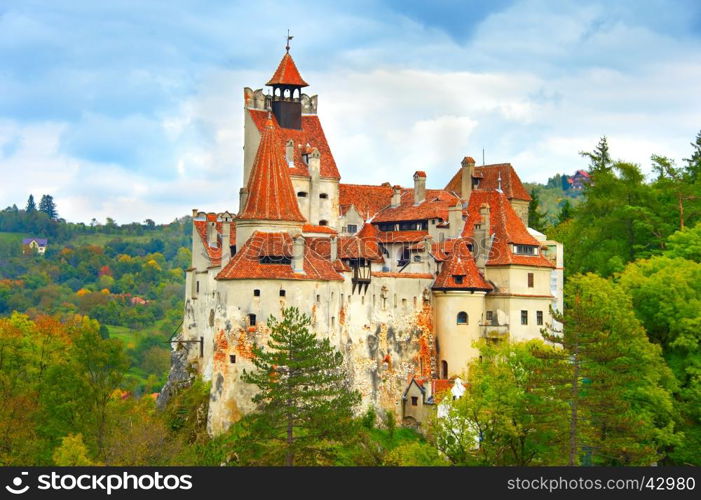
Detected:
[{"left": 1, "top": 0, "right": 700, "bottom": 223}]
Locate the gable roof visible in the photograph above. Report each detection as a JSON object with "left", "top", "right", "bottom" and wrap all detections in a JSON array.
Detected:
[
  {"left": 193, "top": 214, "right": 236, "bottom": 266},
  {"left": 216, "top": 232, "right": 343, "bottom": 281},
  {"left": 432, "top": 239, "right": 492, "bottom": 290},
  {"left": 266, "top": 52, "right": 309, "bottom": 87},
  {"left": 462, "top": 191, "right": 555, "bottom": 268},
  {"left": 239, "top": 116, "right": 306, "bottom": 222},
  {"left": 338, "top": 183, "right": 393, "bottom": 220},
  {"left": 373, "top": 188, "right": 461, "bottom": 223},
  {"left": 22, "top": 238, "right": 48, "bottom": 246},
  {"left": 445, "top": 163, "right": 531, "bottom": 201},
  {"left": 248, "top": 109, "right": 340, "bottom": 179}
]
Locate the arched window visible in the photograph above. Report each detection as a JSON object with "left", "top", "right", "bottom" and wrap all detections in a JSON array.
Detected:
[
  {"left": 457, "top": 311, "right": 468, "bottom": 324},
  {"left": 441, "top": 360, "right": 448, "bottom": 379}
]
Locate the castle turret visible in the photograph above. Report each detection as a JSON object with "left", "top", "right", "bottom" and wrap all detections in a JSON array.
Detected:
[
  {"left": 236, "top": 115, "right": 306, "bottom": 244},
  {"left": 266, "top": 48, "right": 308, "bottom": 130}
]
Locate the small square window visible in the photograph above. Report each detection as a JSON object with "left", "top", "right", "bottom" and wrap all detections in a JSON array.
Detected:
[
  {"left": 229, "top": 354, "right": 236, "bottom": 364},
  {"left": 411, "top": 396, "right": 418, "bottom": 406},
  {"left": 248, "top": 314, "right": 256, "bottom": 326},
  {"left": 454, "top": 275, "right": 464, "bottom": 284},
  {"left": 347, "top": 224, "right": 357, "bottom": 233},
  {"left": 254, "top": 289, "right": 260, "bottom": 297},
  {"left": 279, "top": 289, "right": 286, "bottom": 297}
]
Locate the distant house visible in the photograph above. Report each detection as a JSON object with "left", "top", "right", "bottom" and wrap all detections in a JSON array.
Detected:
[
  {"left": 22, "top": 238, "right": 48, "bottom": 255},
  {"left": 564, "top": 170, "right": 591, "bottom": 190}
]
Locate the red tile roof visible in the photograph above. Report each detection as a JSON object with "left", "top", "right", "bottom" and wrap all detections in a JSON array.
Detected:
[
  {"left": 338, "top": 183, "right": 393, "bottom": 220},
  {"left": 372, "top": 272, "right": 434, "bottom": 279},
  {"left": 432, "top": 239, "right": 492, "bottom": 290},
  {"left": 302, "top": 224, "right": 338, "bottom": 234},
  {"left": 377, "top": 230, "right": 429, "bottom": 243},
  {"left": 239, "top": 117, "right": 306, "bottom": 222},
  {"left": 266, "top": 52, "right": 309, "bottom": 87},
  {"left": 248, "top": 109, "right": 340, "bottom": 179},
  {"left": 462, "top": 191, "right": 555, "bottom": 268},
  {"left": 445, "top": 163, "right": 531, "bottom": 201},
  {"left": 217, "top": 232, "right": 343, "bottom": 281},
  {"left": 307, "top": 226, "right": 383, "bottom": 262},
  {"left": 414, "top": 170, "right": 426, "bottom": 178},
  {"left": 373, "top": 188, "right": 461, "bottom": 223},
  {"left": 193, "top": 216, "right": 236, "bottom": 265}
]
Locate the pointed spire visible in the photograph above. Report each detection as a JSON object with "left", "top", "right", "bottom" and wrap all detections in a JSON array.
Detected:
[
  {"left": 239, "top": 117, "right": 306, "bottom": 222},
  {"left": 267, "top": 52, "right": 309, "bottom": 87}
]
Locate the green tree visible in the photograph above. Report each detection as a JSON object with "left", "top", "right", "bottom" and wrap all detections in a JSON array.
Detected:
[
  {"left": 539, "top": 274, "right": 678, "bottom": 465},
  {"left": 39, "top": 195, "right": 58, "bottom": 220},
  {"left": 26, "top": 194, "right": 36, "bottom": 213},
  {"left": 579, "top": 136, "right": 612, "bottom": 174},
  {"left": 52, "top": 433, "right": 96, "bottom": 466},
  {"left": 556, "top": 199, "right": 573, "bottom": 225},
  {"left": 429, "top": 340, "right": 568, "bottom": 465},
  {"left": 528, "top": 188, "right": 548, "bottom": 232},
  {"left": 618, "top": 252, "right": 701, "bottom": 464},
  {"left": 683, "top": 129, "right": 701, "bottom": 182},
  {"left": 240, "top": 307, "right": 360, "bottom": 466}
]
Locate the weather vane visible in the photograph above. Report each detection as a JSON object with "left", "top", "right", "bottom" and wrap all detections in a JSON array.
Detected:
[{"left": 286, "top": 29, "right": 293, "bottom": 53}]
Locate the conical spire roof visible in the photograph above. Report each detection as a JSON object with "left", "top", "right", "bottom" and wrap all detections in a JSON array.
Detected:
[
  {"left": 266, "top": 52, "right": 309, "bottom": 87},
  {"left": 239, "top": 117, "right": 306, "bottom": 222}
]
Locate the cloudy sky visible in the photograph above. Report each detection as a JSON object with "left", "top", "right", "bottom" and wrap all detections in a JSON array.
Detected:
[{"left": 1, "top": 0, "right": 700, "bottom": 223}]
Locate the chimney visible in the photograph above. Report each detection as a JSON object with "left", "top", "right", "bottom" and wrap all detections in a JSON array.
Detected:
[
  {"left": 413, "top": 171, "right": 426, "bottom": 205},
  {"left": 391, "top": 185, "right": 402, "bottom": 208},
  {"left": 191, "top": 208, "right": 199, "bottom": 218},
  {"left": 475, "top": 203, "right": 491, "bottom": 272},
  {"left": 207, "top": 218, "right": 217, "bottom": 247},
  {"left": 220, "top": 212, "right": 234, "bottom": 264},
  {"left": 239, "top": 187, "right": 248, "bottom": 214},
  {"left": 461, "top": 156, "right": 476, "bottom": 200},
  {"left": 309, "top": 148, "right": 321, "bottom": 224},
  {"left": 292, "top": 235, "right": 305, "bottom": 273},
  {"left": 330, "top": 235, "right": 338, "bottom": 261},
  {"left": 448, "top": 202, "right": 463, "bottom": 238}
]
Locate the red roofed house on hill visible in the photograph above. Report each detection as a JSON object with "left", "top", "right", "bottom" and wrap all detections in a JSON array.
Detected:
[{"left": 163, "top": 45, "right": 564, "bottom": 433}]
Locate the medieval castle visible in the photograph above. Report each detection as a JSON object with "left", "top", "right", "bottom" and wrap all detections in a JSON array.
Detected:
[{"left": 161, "top": 47, "right": 564, "bottom": 433}]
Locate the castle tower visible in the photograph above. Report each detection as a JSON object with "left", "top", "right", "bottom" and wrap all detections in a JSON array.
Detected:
[
  {"left": 432, "top": 240, "right": 492, "bottom": 379},
  {"left": 266, "top": 48, "right": 308, "bottom": 130},
  {"left": 236, "top": 115, "right": 306, "bottom": 245}
]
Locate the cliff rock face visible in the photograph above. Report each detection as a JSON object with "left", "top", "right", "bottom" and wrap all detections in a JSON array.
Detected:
[{"left": 156, "top": 337, "right": 197, "bottom": 409}]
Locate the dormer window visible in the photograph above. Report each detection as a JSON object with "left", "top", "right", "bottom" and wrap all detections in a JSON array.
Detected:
[
  {"left": 454, "top": 275, "right": 464, "bottom": 284},
  {"left": 319, "top": 220, "right": 328, "bottom": 226},
  {"left": 514, "top": 244, "right": 538, "bottom": 255}
]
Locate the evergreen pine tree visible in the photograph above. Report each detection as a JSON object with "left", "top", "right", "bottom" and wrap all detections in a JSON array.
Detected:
[
  {"left": 556, "top": 199, "right": 573, "bottom": 225},
  {"left": 528, "top": 188, "right": 548, "bottom": 232},
  {"left": 38, "top": 195, "right": 58, "bottom": 220},
  {"left": 240, "top": 307, "right": 360, "bottom": 465},
  {"left": 579, "top": 136, "right": 612, "bottom": 174},
  {"left": 26, "top": 194, "right": 36, "bottom": 213},
  {"left": 683, "top": 129, "right": 701, "bottom": 182}
]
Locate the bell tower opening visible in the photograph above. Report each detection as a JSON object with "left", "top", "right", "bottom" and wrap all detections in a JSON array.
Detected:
[{"left": 266, "top": 33, "right": 308, "bottom": 130}]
